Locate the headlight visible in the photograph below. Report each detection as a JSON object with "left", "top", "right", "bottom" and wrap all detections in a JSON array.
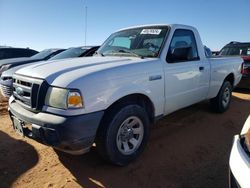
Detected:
[
  {"left": 45, "top": 87, "right": 83, "bottom": 109},
  {"left": 0, "top": 64, "right": 11, "bottom": 74},
  {"left": 243, "top": 128, "right": 250, "bottom": 152}
]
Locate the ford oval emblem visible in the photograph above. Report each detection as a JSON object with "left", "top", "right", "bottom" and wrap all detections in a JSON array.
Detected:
[{"left": 16, "top": 87, "right": 24, "bottom": 96}]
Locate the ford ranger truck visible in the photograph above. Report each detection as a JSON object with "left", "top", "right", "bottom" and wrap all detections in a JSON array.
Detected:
[{"left": 8, "top": 24, "right": 242, "bottom": 166}]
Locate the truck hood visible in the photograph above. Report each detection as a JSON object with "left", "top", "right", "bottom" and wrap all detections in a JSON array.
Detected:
[
  {"left": 0, "top": 57, "right": 44, "bottom": 68},
  {"left": 0, "top": 57, "right": 30, "bottom": 67},
  {"left": 15, "top": 56, "right": 150, "bottom": 86},
  {"left": 1, "top": 61, "right": 41, "bottom": 78}
]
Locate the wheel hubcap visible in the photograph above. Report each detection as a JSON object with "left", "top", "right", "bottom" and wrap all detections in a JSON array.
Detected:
[
  {"left": 222, "top": 87, "right": 230, "bottom": 107},
  {"left": 116, "top": 116, "right": 144, "bottom": 155}
]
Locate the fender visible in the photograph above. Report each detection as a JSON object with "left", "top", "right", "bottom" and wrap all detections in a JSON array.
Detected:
[{"left": 104, "top": 83, "right": 164, "bottom": 117}]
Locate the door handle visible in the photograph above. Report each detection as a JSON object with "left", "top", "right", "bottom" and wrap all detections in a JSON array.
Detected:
[
  {"left": 149, "top": 75, "right": 162, "bottom": 81},
  {"left": 199, "top": 66, "right": 205, "bottom": 71}
]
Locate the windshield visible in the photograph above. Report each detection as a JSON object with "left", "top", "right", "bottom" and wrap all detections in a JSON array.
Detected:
[
  {"left": 49, "top": 47, "right": 87, "bottom": 60},
  {"left": 219, "top": 45, "right": 250, "bottom": 56},
  {"left": 97, "top": 26, "right": 169, "bottom": 58},
  {"left": 30, "top": 49, "right": 56, "bottom": 59}
]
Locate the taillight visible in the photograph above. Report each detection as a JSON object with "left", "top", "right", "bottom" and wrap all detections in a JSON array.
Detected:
[
  {"left": 241, "top": 63, "right": 250, "bottom": 75},
  {"left": 242, "top": 56, "right": 250, "bottom": 62}
]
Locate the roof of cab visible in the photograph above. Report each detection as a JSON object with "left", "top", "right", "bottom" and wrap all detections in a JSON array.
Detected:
[{"left": 116, "top": 24, "right": 197, "bottom": 32}]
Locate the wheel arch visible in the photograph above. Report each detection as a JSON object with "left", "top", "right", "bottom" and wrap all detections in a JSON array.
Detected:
[
  {"left": 224, "top": 73, "right": 235, "bottom": 87},
  {"left": 102, "top": 93, "right": 155, "bottom": 124}
]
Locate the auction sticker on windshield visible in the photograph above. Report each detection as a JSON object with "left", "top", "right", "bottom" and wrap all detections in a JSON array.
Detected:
[{"left": 141, "top": 29, "right": 162, "bottom": 35}]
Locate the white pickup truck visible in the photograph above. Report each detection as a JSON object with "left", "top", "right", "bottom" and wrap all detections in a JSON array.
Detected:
[{"left": 8, "top": 24, "right": 242, "bottom": 165}]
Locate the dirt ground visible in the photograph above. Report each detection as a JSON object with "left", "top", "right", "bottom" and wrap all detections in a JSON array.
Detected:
[{"left": 1, "top": 90, "right": 250, "bottom": 188}]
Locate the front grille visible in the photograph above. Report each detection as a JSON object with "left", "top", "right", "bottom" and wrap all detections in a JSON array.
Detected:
[
  {"left": 12, "top": 75, "right": 49, "bottom": 111},
  {"left": 0, "top": 84, "right": 12, "bottom": 97},
  {"left": 3, "top": 77, "right": 12, "bottom": 81}
]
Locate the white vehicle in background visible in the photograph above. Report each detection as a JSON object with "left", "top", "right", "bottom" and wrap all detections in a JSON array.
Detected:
[
  {"left": 8, "top": 24, "right": 242, "bottom": 165},
  {"left": 229, "top": 116, "right": 250, "bottom": 188}
]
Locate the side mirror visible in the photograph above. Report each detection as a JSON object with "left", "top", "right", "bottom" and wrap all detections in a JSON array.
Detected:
[{"left": 167, "top": 47, "right": 191, "bottom": 62}]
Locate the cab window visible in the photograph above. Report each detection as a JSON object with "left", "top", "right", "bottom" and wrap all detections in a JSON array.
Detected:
[{"left": 166, "top": 29, "right": 199, "bottom": 63}]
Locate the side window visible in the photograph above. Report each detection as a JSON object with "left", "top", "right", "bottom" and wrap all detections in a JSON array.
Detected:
[
  {"left": 11, "top": 49, "right": 26, "bottom": 58},
  {"left": 27, "top": 50, "right": 38, "bottom": 57},
  {"left": 247, "top": 48, "right": 250, "bottom": 55},
  {"left": 0, "top": 50, "right": 5, "bottom": 60},
  {"left": 166, "top": 29, "right": 199, "bottom": 63},
  {"left": 15, "top": 49, "right": 26, "bottom": 57},
  {"left": 3, "top": 49, "right": 13, "bottom": 59},
  {"left": 24, "top": 49, "right": 35, "bottom": 57}
]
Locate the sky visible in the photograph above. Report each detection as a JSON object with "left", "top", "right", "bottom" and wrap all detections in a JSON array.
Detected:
[{"left": 0, "top": 0, "right": 250, "bottom": 51}]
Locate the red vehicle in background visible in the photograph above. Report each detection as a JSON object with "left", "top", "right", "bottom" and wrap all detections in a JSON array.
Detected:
[{"left": 219, "top": 42, "right": 250, "bottom": 88}]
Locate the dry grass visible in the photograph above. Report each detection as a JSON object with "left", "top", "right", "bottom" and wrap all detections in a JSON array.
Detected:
[{"left": 0, "top": 94, "right": 8, "bottom": 116}]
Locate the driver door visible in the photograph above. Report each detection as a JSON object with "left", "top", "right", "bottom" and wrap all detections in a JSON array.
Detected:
[{"left": 163, "top": 29, "right": 202, "bottom": 114}]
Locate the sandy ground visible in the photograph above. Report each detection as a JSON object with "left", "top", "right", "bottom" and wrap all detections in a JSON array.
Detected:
[{"left": 1, "top": 90, "right": 250, "bottom": 188}]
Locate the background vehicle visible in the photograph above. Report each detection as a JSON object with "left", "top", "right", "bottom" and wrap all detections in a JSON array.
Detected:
[
  {"left": 219, "top": 41, "right": 250, "bottom": 88},
  {"left": 204, "top": 45, "right": 212, "bottom": 57},
  {"left": 219, "top": 42, "right": 250, "bottom": 56},
  {"left": 239, "top": 56, "right": 250, "bottom": 89},
  {"left": 49, "top": 46, "right": 99, "bottom": 60},
  {"left": 0, "top": 46, "right": 99, "bottom": 97},
  {"left": 0, "top": 48, "right": 65, "bottom": 76},
  {"left": 212, "top": 51, "right": 220, "bottom": 56},
  {"left": 0, "top": 47, "right": 38, "bottom": 60},
  {"left": 229, "top": 115, "right": 250, "bottom": 188},
  {"left": 8, "top": 24, "right": 242, "bottom": 165}
]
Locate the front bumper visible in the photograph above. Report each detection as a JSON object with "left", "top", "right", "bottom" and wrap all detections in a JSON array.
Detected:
[
  {"left": 9, "top": 100, "right": 104, "bottom": 155},
  {"left": 0, "top": 78, "right": 13, "bottom": 97},
  {"left": 229, "top": 135, "right": 250, "bottom": 188}
]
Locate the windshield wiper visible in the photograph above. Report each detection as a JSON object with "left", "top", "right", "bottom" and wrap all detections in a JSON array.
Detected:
[{"left": 117, "top": 49, "right": 144, "bottom": 59}]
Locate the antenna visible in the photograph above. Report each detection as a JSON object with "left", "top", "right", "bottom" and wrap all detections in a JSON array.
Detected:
[
  {"left": 83, "top": 0, "right": 88, "bottom": 46},
  {"left": 85, "top": 5, "right": 87, "bottom": 46}
]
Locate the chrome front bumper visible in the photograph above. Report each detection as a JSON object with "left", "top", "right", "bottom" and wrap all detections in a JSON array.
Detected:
[{"left": 0, "top": 78, "right": 13, "bottom": 97}]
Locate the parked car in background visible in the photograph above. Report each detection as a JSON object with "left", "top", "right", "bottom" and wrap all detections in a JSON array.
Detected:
[
  {"left": 0, "top": 47, "right": 38, "bottom": 60},
  {"left": 229, "top": 115, "right": 250, "bottom": 188},
  {"left": 0, "top": 46, "right": 99, "bottom": 97},
  {"left": 0, "top": 48, "right": 65, "bottom": 76},
  {"left": 49, "top": 46, "right": 99, "bottom": 61},
  {"left": 219, "top": 42, "right": 250, "bottom": 56},
  {"left": 204, "top": 45, "right": 212, "bottom": 57},
  {"left": 212, "top": 51, "right": 220, "bottom": 56},
  {"left": 8, "top": 24, "right": 242, "bottom": 165},
  {"left": 219, "top": 42, "right": 250, "bottom": 89},
  {"left": 238, "top": 56, "right": 250, "bottom": 89}
]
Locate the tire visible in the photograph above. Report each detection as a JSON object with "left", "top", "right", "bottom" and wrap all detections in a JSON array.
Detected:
[
  {"left": 210, "top": 81, "right": 232, "bottom": 113},
  {"left": 96, "top": 104, "right": 150, "bottom": 166}
]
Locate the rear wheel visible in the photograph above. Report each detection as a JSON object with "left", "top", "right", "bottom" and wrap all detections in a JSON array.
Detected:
[
  {"left": 210, "top": 81, "right": 232, "bottom": 113},
  {"left": 96, "top": 104, "right": 150, "bottom": 166}
]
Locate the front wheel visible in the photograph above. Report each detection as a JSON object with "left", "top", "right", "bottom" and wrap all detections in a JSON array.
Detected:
[
  {"left": 96, "top": 104, "right": 150, "bottom": 166},
  {"left": 210, "top": 81, "right": 232, "bottom": 113}
]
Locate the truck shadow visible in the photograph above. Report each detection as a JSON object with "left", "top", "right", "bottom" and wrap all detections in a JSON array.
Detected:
[
  {"left": 0, "top": 131, "right": 39, "bottom": 188},
  {"left": 57, "top": 95, "right": 250, "bottom": 188},
  {"left": 234, "top": 87, "right": 250, "bottom": 94}
]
